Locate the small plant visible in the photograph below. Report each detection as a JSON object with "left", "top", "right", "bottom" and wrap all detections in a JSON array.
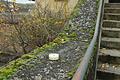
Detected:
[{"left": 0, "top": 0, "right": 68, "bottom": 66}]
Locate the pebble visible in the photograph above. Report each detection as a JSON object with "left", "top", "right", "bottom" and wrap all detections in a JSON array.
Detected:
[{"left": 10, "top": 0, "right": 97, "bottom": 80}]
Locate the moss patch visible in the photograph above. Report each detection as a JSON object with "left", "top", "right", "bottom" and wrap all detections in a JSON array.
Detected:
[
  {"left": 0, "top": 0, "right": 86, "bottom": 80},
  {"left": 0, "top": 34, "right": 71, "bottom": 79},
  {"left": 67, "top": 63, "right": 80, "bottom": 78}
]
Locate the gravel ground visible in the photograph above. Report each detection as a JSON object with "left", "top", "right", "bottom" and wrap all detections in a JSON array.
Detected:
[{"left": 10, "top": 0, "right": 97, "bottom": 80}]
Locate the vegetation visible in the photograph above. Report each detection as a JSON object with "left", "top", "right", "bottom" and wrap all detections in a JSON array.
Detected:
[
  {"left": 0, "top": 0, "right": 86, "bottom": 79},
  {"left": 0, "top": 0, "right": 72, "bottom": 79},
  {"left": 0, "top": 0, "right": 69, "bottom": 78},
  {"left": 0, "top": 0, "right": 67, "bottom": 58}
]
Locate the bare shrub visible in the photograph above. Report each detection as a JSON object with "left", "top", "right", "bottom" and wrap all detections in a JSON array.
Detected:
[{"left": 0, "top": 1, "right": 68, "bottom": 55}]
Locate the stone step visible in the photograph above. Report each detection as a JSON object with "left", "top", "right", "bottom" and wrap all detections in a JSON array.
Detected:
[
  {"left": 103, "top": 20, "right": 120, "bottom": 28},
  {"left": 102, "top": 28, "right": 120, "bottom": 38},
  {"left": 104, "top": 8, "right": 120, "bottom": 14},
  {"left": 99, "top": 48, "right": 120, "bottom": 58},
  {"left": 101, "top": 37, "right": 120, "bottom": 49},
  {"left": 105, "top": 3, "right": 120, "bottom": 8},
  {"left": 104, "top": 13, "right": 120, "bottom": 21},
  {"left": 98, "top": 48, "right": 120, "bottom": 64},
  {"left": 97, "top": 3, "right": 120, "bottom": 80},
  {"left": 104, "top": 8, "right": 120, "bottom": 13},
  {"left": 97, "top": 62, "right": 120, "bottom": 80}
]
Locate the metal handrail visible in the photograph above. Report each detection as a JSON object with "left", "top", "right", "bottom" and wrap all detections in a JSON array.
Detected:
[{"left": 72, "top": 0, "right": 104, "bottom": 80}]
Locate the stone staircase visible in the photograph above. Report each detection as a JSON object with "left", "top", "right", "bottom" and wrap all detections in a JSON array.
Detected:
[{"left": 97, "top": 3, "right": 120, "bottom": 80}]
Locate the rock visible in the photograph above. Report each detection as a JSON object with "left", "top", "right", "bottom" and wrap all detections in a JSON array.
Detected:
[
  {"left": 35, "top": 75, "right": 42, "bottom": 80},
  {"left": 10, "top": 0, "right": 97, "bottom": 79}
]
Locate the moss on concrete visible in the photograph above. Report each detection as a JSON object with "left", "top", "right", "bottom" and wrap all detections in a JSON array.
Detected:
[
  {"left": 0, "top": 35, "right": 71, "bottom": 79},
  {"left": 0, "top": 0, "right": 86, "bottom": 79}
]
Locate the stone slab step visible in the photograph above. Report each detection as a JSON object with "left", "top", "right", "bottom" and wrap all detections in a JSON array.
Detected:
[
  {"left": 102, "top": 28, "right": 120, "bottom": 38},
  {"left": 103, "top": 20, "right": 120, "bottom": 28},
  {"left": 104, "top": 13, "right": 120, "bottom": 21},
  {"left": 97, "top": 62, "right": 120, "bottom": 80},
  {"left": 99, "top": 48, "right": 120, "bottom": 57},
  {"left": 101, "top": 37, "right": 120, "bottom": 49},
  {"left": 98, "top": 48, "right": 120, "bottom": 64},
  {"left": 104, "top": 8, "right": 120, "bottom": 14},
  {"left": 105, "top": 3, "right": 120, "bottom": 8}
]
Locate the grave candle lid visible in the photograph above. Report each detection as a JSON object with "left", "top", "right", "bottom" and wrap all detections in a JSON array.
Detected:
[{"left": 49, "top": 53, "right": 59, "bottom": 60}]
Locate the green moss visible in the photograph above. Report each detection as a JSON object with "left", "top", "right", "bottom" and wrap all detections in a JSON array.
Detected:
[
  {"left": 21, "top": 54, "right": 35, "bottom": 59},
  {"left": 0, "top": 34, "right": 71, "bottom": 79},
  {"left": 0, "top": 0, "right": 86, "bottom": 79},
  {"left": 54, "top": 33, "right": 70, "bottom": 44},
  {"left": 68, "top": 32, "right": 77, "bottom": 37},
  {"left": 0, "top": 40, "right": 59, "bottom": 79},
  {"left": 67, "top": 63, "right": 80, "bottom": 78},
  {"left": 64, "top": 27, "right": 69, "bottom": 32},
  {"left": 67, "top": 69, "right": 76, "bottom": 78}
]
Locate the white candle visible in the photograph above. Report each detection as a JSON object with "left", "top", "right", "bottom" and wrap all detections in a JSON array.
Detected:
[{"left": 49, "top": 53, "right": 59, "bottom": 60}]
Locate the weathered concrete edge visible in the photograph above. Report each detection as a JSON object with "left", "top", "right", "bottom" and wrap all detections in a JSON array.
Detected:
[{"left": 0, "top": 0, "right": 85, "bottom": 79}]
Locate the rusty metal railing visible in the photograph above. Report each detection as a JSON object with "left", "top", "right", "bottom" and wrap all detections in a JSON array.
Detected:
[{"left": 72, "top": 0, "right": 104, "bottom": 80}]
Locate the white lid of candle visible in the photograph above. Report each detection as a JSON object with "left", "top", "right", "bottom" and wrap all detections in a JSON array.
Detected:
[{"left": 49, "top": 53, "right": 59, "bottom": 60}]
